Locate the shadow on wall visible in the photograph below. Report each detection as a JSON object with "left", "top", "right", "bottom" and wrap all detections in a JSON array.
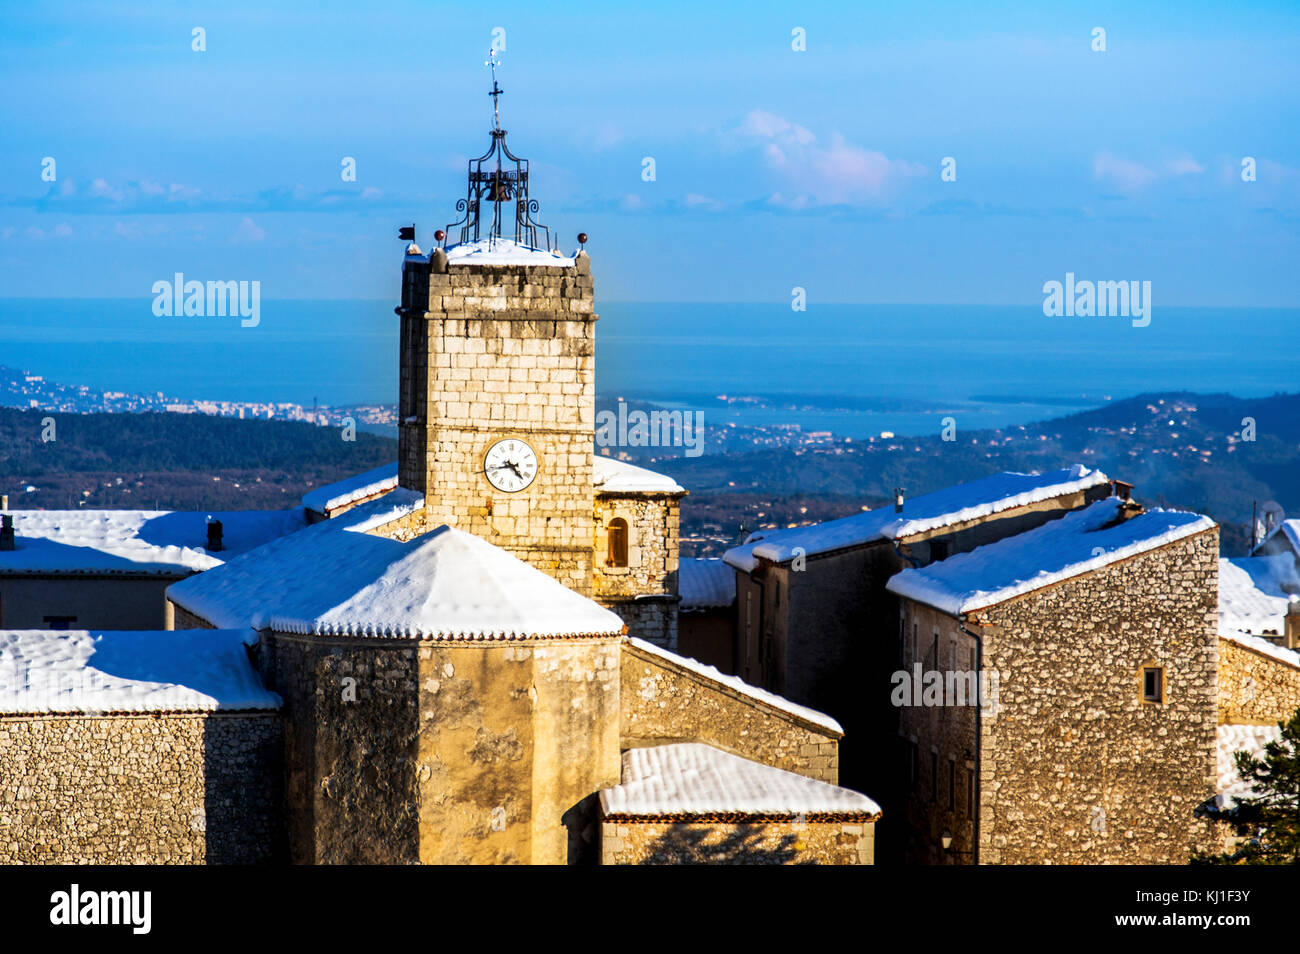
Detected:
[
  {"left": 202, "top": 715, "right": 285, "bottom": 864},
  {"left": 637, "top": 825, "right": 810, "bottom": 866},
  {"left": 563, "top": 793, "right": 602, "bottom": 865}
]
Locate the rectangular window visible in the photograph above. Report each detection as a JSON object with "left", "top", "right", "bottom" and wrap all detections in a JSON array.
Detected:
[
  {"left": 931, "top": 539, "right": 950, "bottom": 562},
  {"left": 1142, "top": 667, "right": 1164, "bottom": 703}
]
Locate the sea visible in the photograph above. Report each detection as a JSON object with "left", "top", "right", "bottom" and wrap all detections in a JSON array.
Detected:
[{"left": 2, "top": 298, "right": 1297, "bottom": 439}]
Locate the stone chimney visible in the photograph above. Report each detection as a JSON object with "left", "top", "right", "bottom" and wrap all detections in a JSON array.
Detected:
[
  {"left": 206, "top": 518, "right": 224, "bottom": 552},
  {"left": 1286, "top": 599, "right": 1300, "bottom": 651},
  {"left": 894, "top": 487, "right": 906, "bottom": 514}
]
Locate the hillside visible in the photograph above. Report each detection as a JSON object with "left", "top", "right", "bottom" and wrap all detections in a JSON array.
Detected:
[
  {"left": 638, "top": 391, "right": 1300, "bottom": 557},
  {"left": 0, "top": 407, "right": 397, "bottom": 510}
]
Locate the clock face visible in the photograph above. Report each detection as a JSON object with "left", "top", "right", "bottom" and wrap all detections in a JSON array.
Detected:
[{"left": 483, "top": 438, "right": 538, "bottom": 493}]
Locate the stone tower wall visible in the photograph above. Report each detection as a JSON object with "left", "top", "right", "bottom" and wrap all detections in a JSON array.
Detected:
[{"left": 397, "top": 256, "right": 596, "bottom": 594}]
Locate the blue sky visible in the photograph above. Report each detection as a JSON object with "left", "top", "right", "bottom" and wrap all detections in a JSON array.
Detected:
[{"left": 1, "top": 0, "right": 1297, "bottom": 304}]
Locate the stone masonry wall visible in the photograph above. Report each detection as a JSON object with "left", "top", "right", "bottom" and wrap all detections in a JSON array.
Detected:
[
  {"left": 600, "top": 818, "right": 873, "bottom": 865},
  {"left": 897, "top": 600, "right": 981, "bottom": 865},
  {"left": 1217, "top": 635, "right": 1300, "bottom": 726},
  {"left": 594, "top": 493, "right": 680, "bottom": 599},
  {"left": 620, "top": 640, "right": 841, "bottom": 784},
  {"left": 396, "top": 255, "right": 596, "bottom": 595},
  {"left": 267, "top": 631, "right": 622, "bottom": 865},
  {"left": 606, "top": 597, "right": 677, "bottom": 651},
  {"left": 0, "top": 712, "right": 281, "bottom": 864},
  {"left": 978, "top": 527, "right": 1220, "bottom": 865},
  {"left": 171, "top": 603, "right": 214, "bottom": 630}
]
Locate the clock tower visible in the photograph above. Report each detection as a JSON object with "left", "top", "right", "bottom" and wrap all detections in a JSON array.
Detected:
[{"left": 393, "top": 58, "right": 596, "bottom": 596}]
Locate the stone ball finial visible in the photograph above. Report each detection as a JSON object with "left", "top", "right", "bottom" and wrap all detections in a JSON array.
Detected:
[{"left": 434, "top": 229, "right": 446, "bottom": 246}]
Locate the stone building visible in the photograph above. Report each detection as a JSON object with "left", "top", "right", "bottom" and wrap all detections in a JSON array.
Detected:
[
  {"left": 885, "top": 497, "right": 1222, "bottom": 864},
  {"left": 722, "top": 465, "right": 1113, "bottom": 810},
  {"left": 0, "top": 628, "right": 281, "bottom": 864}
]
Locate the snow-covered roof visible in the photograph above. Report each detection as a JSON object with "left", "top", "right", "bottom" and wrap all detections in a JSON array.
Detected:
[
  {"left": 167, "top": 491, "right": 626, "bottom": 639},
  {"left": 0, "top": 629, "right": 281, "bottom": 714},
  {"left": 1256, "top": 519, "right": 1300, "bottom": 558},
  {"left": 593, "top": 456, "right": 685, "bottom": 494},
  {"left": 599, "top": 743, "right": 880, "bottom": 819},
  {"left": 1218, "top": 555, "right": 1300, "bottom": 642},
  {"left": 678, "top": 557, "right": 736, "bottom": 611},
  {"left": 302, "top": 462, "right": 399, "bottom": 514},
  {"left": 0, "top": 508, "right": 308, "bottom": 576},
  {"left": 723, "top": 464, "right": 1109, "bottom": 572},
  {"left": 886, "top": 497, "right": 1215, "bottom": 616},
  {"left": 1214, "top": 723, "right": 1283, "bottom": 809},
  {"left": 628, "top": 637, "right": 841, "bottom": 734},
  {"left": 442, "top": 238, "right": 577, "bottom": 267}
]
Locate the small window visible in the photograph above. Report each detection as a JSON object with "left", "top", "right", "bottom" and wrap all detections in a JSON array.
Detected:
[
  {"left": 931, "top": 539, "right": 950, "bottom": 562},
  {"left": 1142, "top": 666, "right": 1164, "bottom": 703},
  {"left": 606, "top": 518, "right": 628, "bottom": 567},
  {"left": 43, "top": 615, "right": 77, "bottom": 630}
]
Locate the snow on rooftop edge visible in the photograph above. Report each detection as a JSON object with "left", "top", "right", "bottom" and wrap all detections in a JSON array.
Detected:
[
  {"left": 886, "top": 498, "right": 1215, "bottom": 616},
  {"left": 0, "top": 629, "right": 280, "bottom": 714},
  {"left": 593, "top": 455, "right": 685, "bottom": 494},
  {"left": 628, "top": 637, "right": 841, "bottom": 734},
  {"left": 1217, "top": 555, "right": 1300, "bottom": 647},
  {"left": 678, "top": 557, "right": 736, "bottom": 611},
  {"left": 722, "top": 465, "right": 1109, "bottom": 572},
  {"left": 599, "top": 743, "right": 880, "bottom": 818},
  {"left": 302, "top": 462, "right": 399, "bottom": 513}
]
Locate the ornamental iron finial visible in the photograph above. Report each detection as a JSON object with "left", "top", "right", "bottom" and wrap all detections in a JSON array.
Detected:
[{"left": 443, "top": 50, "right": 554, "bottom": 251}]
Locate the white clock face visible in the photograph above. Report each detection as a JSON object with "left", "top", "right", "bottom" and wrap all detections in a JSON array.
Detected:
[{"left": 483, "top": 438, "right": 538, "bottom": 493}]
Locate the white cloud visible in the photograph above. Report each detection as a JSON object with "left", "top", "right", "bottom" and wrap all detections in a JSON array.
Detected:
[
  {"left": 738, "top": 109, "right": 923, "bottom": 205},
  {"left": 232, "top": 216, "right": 266, "bottom": 243},
  {"left": 1166, "top": 156, "right": 1204, "bottom": 176}
]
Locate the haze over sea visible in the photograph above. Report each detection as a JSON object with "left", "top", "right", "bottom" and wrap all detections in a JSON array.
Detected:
[{"left": 3, "top": 298, "right": 1297, "bottom": 440}]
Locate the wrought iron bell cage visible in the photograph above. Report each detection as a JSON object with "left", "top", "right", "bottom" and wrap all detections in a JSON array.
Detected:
[{"left": 445, "top": 126, "right": 554, "bottom": 251}]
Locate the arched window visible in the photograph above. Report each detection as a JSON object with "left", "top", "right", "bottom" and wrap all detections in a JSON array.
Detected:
[{"left": 607, "top": 518, "right": 629, "bottom": 567}]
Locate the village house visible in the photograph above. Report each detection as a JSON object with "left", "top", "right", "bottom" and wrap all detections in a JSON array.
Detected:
[{"left": 885, "top": 496, "right": 1221, "bottom": 863}]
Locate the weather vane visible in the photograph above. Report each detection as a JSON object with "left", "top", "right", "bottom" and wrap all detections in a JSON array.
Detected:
[{"left": 486, "top": 49, "right": 503, "bottom": 132}]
